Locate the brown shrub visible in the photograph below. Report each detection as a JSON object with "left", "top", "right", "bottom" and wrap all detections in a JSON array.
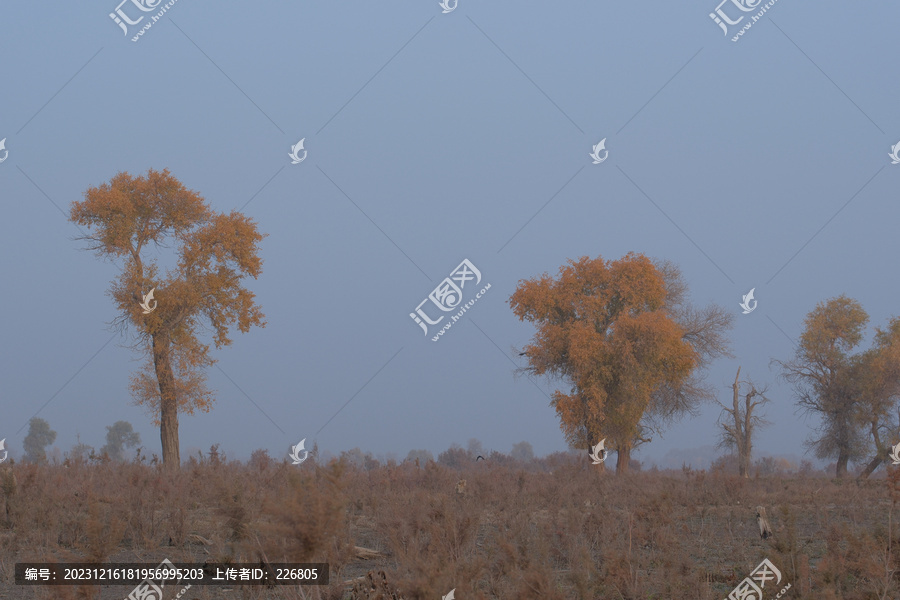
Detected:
[{"left": 3, "top": 452, "right": 900, "bottom": 599}]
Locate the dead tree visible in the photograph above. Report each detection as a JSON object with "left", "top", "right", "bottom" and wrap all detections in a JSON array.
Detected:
[
  {"left": 756, "top": 506, "right": 773, "bottom": 539},
  {"left": 717, "top": 366, "right": 771, "bottom": 478}
]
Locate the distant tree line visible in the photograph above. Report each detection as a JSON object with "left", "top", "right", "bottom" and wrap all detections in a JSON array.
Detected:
[
  {"left": 509, "top": 254, "right": 900, "bottom": 480},
  {"left": 10, "top": 418, "right": 141, "bottom": 464}
]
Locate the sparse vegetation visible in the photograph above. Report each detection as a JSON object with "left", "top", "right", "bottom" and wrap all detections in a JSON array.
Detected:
[{"left": 0, "top": 447, "right": 898, "bottom": 599}]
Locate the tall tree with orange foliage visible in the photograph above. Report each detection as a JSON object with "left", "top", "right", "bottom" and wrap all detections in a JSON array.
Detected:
[
  {"left": 510, "top": 253, "right": 732, "bottom": 474},
  {"left": 855, "top": 317, "right": 900, "bottom": 480},
  {"left": 773, "top": 296, "right": 870, "bottom": 478},
  {"left": 70, "top": 169, "right": 266, "bottom": 469},
  {"left": 776, "top": 296, "right": 900, "bottom": 479}
]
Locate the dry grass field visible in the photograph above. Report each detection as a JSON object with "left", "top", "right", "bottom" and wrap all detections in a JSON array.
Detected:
[{"left": 0, "top": 450, "right": 898, "bottom": 600}]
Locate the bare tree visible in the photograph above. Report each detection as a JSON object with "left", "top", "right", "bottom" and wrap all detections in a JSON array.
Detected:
[{"left": 717, "top": 366, "right": 771, "bottom": 478}]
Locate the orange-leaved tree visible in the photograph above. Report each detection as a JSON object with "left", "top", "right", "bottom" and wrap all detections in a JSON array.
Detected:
[
  {"left": 510, "top": 253, "right": 732, "bottom": 474},
  {"left": 773, "top": 295, "right": 869, "bottom": 478},
  {"left": 70, "top": 169, "right": 266, "bottom": 469},
  {"left": 856, "top": 316, "right": 900, "bottom": 480},
  {"left": 775, "top": 296, "right": 900, "bottom": 479}
]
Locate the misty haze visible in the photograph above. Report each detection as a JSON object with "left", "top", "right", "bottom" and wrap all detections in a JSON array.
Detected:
[{"left": 1, "top": 1, "right": 898, "bottom": 598}]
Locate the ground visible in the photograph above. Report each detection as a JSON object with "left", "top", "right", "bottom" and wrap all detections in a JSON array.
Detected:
[{"left": 0, "top": 453, "right": 896, "bottom": 599}]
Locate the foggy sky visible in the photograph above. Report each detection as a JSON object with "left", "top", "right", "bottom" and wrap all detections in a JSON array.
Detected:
[{"left": 0, "top": 1, "right": 897, "bottom": 469}]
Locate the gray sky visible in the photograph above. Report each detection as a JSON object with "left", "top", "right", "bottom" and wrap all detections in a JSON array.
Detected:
[{"left": 1, "top": 1, "right": 897, "bottom": 468}]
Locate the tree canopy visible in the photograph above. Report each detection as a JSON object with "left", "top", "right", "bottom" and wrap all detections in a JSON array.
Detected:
[
  {"left": 776, "top": 296, "right": 900, "bottom": 479},
  {"left": 510, "top": 253, "right": 732, "bottom": 474},
  {"left": 101, "top": 420, "right": 141, "bottom": 461}
]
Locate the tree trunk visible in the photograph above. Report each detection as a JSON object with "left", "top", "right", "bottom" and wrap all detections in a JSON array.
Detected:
[
  {"left": 739, "top": 447, "right": 750, "bottom": 479},
  {"left": 857, "top": 455, "right": 883, "bottom": 482},
  {"left": 616, "top": 443, "right": 631, "bottom": 474},
  {"left": 835, "top": 451, "right": 849, "bottom": 478},
  {"left": 732, "top": 367, "right": 749, "bottom": 478},
  {"left": 152, "top": 332, "right": 180, "bottom": 470},
  {"left": 586, "top": 445, "right": 607, "bottom": 474},
  {"left": 858, "top": 421, "right": 885, "bottom": 482}
]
